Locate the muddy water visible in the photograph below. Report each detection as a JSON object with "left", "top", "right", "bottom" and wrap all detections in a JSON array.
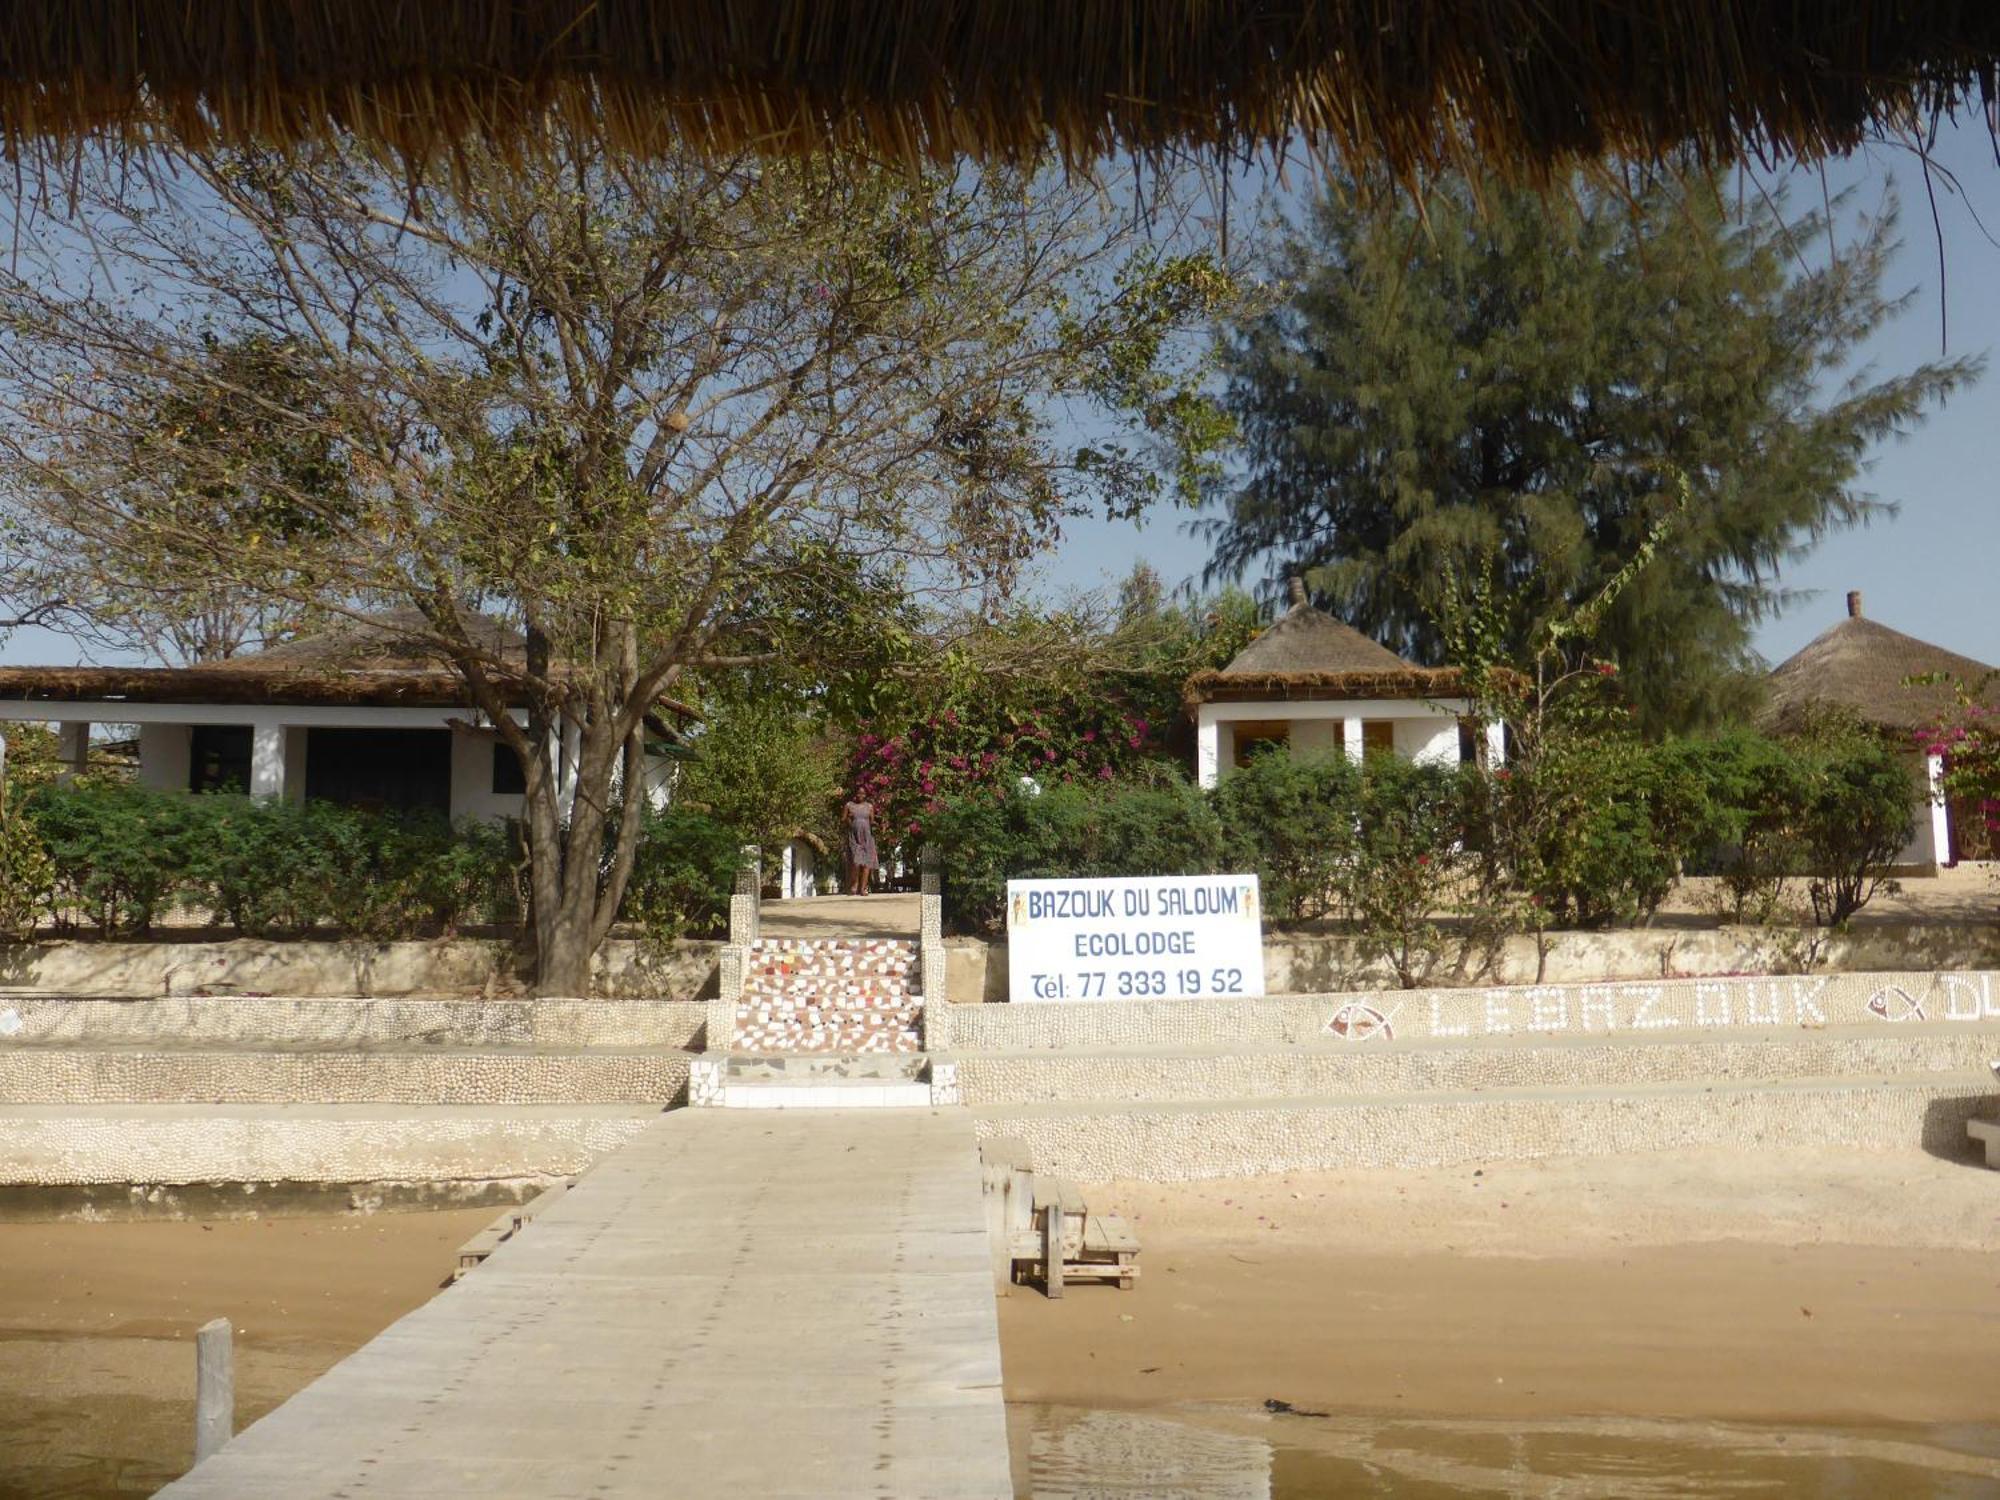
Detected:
[
  {"left": 1018, "top": 1403, "right": 2000, "bottom": 1498},
  {"left": 0, "top": 1209, "right": 493, "bottom": 1499}
]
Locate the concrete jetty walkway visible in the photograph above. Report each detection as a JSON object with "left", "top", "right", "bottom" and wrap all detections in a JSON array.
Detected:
[{"left": 161, "top": 1108, "right": 1012, "bottom": 1499}]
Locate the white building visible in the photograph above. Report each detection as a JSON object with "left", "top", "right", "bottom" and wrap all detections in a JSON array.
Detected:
[
  {"left": 0, "top": 610, "right": 686, "bottom": 819},
  {"left": 1187, "top": 582, "right": 1502, "bottom": 789}
]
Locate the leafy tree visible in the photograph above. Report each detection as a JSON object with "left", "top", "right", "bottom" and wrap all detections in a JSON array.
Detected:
[
  {"left": 1206, "top": 170, "right": 1978, "bottom": 732},
  {"left": 673, "top": 692, "right": 847, "bottom": 856},
  {"left": 0, "top": 134, "right": 1235, "bottom": 993}
]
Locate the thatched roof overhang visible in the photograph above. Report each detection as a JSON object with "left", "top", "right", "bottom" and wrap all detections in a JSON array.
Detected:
[
  {"left": 0, "top": 665, "right": 519, "bottom": 709},
  {"left": 2, "top": 4, "right": 1996, "bottom": 175},
  {"left": 1184, "top": 667, "right": 1491, "bottom": 715}
]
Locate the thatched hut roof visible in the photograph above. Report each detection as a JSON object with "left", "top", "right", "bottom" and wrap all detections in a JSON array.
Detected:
[
  {"left": 209, "top": 606, "right": 523, "bottom": 674},
  {"left": 1762, "top": 591, "right": 1998, "bottom": 735},
  {"left": 1185, "top": 583, "right": 1486, "bottom": 708},
  {"left": 1, "top": 4, "right": 1995, "bottom": 175}
]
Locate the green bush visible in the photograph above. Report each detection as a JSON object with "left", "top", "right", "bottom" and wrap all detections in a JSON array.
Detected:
[
  {"left": 21, "top": 786, "right": 517, "bottom": 939},
  {"left": 1789, "top": 719, "right": 1917, "bottom": 926},
  {"left": 621, "top": 807, "right": 745, "bottom": 941},
  {"left": 24, "top": 783, "right": 193, "bottom": 935},
  {"left": 929, "top": 778, "right": 1222, "bottom": 934},
  {"left": 1338, "top": 759, "right": 1487, "bottom": 987},
  {"left": 1672, "top": 730, "right": 1808, "bottom": 921},
  {"left": 0, "top": 795, "right": 54, "bottom": 939},
  {"left": 1489, "top": 734, "right": 1715, "bottom": 930},
  {"left": 1210, "top": 749, "right": 1359, "bottom": 923}
]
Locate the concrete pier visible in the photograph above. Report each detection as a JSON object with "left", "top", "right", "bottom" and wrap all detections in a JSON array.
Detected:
[{"left": 159, "top": 1108, "right": 1012, "bottom": 1499}]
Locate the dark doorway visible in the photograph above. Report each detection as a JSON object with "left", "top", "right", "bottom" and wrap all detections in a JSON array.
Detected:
[
  {"left": 304, "top": 728, "right": 452, "bottom": 813},
  {"left": 188, "top": 725, "right": 253, "bottom": 794}
]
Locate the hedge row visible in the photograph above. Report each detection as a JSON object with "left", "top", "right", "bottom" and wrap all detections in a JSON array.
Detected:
[
  {"left": 928, "top": 725, "right": 1918, "bottom": 940},
  {"left": 0, "top": 784, "right": 742, "bottom": 942}
]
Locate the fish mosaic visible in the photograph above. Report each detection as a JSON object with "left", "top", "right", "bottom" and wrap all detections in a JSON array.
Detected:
[
  {"left": 1865, "top": 986, "right": 1927, "bottom": 1023},
  {"left": 1325, "top": 1001, "right": 1396, "bottom": 1042}
]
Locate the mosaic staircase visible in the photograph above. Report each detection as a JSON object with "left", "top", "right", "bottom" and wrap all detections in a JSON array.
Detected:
[
  {"left": 707, "top": 937, "right": 945, "bottom": 1109},
  {"left": 734, "top": 937, "right": 923, "bottom": 1054}
]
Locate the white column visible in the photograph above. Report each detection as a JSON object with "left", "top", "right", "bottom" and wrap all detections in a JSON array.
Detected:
[
  {"left": 56, "top": 721, "right": 89, "bottom": 782},
  {"left": 1196, "top": 707, "right": 1221, "bottom": 789},
  {"left": 1927, "top": 752, "right": 1952, "bottom": 867},
  {"left": 1342, "top": 716, "right": 1364, "bottom": 764},
  {"left": 557, "top": 719, "right": 583, "bottom": 821},
  {"left": 1485, "top": 719, "right": 1506, "bottom": 769},
  {"left": 249, "top": 722, "right": 286, "bottom": 800}
]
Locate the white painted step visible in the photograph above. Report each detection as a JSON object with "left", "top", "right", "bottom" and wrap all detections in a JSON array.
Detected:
[{"left": 720, "top": 1079, "right": 935, "bottom": 1110}]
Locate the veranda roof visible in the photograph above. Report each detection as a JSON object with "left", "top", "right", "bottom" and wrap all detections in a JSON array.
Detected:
[
  {"left": 0, "top": 608, "right": 698, "bottom": 720},
  {"left": 0, "top": 3, "right": 1995, "bottom": 176},
  {"left": 1762, "top": 592, "right": 1998, "bottom": 735}
]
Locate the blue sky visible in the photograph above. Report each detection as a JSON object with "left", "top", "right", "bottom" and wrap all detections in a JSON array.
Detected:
[{"left": 1030, "top": 123, "right": 2000, "bottom": 672}]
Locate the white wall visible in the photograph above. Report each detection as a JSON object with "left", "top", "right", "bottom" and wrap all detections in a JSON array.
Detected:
[
  {"left": 1196, "top": 698, "right": 1483, "bottom": 788},
  {"left": 449, "top": 727, "right": 528, "bottom": 823},
  {"left": 1394, "top": 715, "right": 1461, "bottom": 767},
  {"left": 136, "top": 724, "right": 191, "bottom": 791},
  {"left": 1895, "top": 750, "right": 1948, "bottom": 871}
]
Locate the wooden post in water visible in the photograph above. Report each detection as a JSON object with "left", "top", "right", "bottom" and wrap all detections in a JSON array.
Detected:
[
  {"left": 195, "top": 1317, "right": 234, "bottom": 1463},
  {"left": 1041, "top": 1203, "right": 1064, "bottom": 1299}
]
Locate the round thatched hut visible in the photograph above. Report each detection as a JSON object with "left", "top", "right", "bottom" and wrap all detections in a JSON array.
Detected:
[
  {"left": 1183, "top": 579, "right": 1500, "bottom": 788},
  {"left": 1763, "top": 590, "right": 1998, "bottom": 867}
]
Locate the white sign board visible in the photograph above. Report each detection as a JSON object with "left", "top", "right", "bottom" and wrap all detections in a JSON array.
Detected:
[{"left": 1006, "top": 874, "right": 1265, "bottom": 1002}]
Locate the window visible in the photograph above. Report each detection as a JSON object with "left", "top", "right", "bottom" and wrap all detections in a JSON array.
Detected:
[
  {"left": 492, "top": 741, "right": 526, "bottom": 795},
  {"left": 303, "top": 728, "right": 452, "bottom": 813},
  {"left": 1362, "top": 720, "right": 1395, "bottom": 760},
  {"left": 1458, "top": 721, "right": 1479, "bottom": 766},
  {"left": 188, "top": 725, "right": 252, "bottom": 794},
  {"left": 1231, "top": 720, "right": 1291, "bottom": 769}
]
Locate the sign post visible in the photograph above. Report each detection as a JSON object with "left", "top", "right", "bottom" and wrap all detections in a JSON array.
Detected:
[{"left": 1005, "top": 874, "right": 1264, "bottom": 1003}]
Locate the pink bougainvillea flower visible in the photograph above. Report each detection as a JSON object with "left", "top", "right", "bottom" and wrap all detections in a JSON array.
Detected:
[{"left": 1098, "top": 764, "right": 1114, "bottom": 780}]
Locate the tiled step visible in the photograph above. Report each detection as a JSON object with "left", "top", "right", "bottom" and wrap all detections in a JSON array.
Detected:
[{"left": 725, "top": 1053, "right": 927, "bottom": 1083}]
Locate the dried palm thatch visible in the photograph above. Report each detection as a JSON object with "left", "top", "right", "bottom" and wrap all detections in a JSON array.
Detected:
[
  {"left": 1184, "top": 666, "right": 1488, "bottom": 713},
  {"left": 0, "top": 663, "right": 501, "bottom": 708},
  {"left": 0, "top": 3, "right": 1995, "bottom": 174},
  {"left": 1761, "top": 596, "right": 1998, "bottom": 734}
]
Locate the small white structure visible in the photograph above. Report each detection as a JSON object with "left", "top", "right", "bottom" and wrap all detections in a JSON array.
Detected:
[
  {"left": 1763, "top": 590, "right": 1997, "bottom": 870},
  {"left": 1187, "top": 582, "right": 1501, "bottom": 789},
  {"left": 0, "top": 610, "right": 687, "bottom": 821}
]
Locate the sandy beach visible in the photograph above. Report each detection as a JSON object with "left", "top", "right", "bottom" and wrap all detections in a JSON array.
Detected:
[{"left": 998, "top": 1147, "right": 2000, "bottom": 1427}]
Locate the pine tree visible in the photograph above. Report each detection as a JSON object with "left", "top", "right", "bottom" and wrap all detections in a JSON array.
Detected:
[{"left": 1204, "top": 172, "right": 1978, "bottom": 732}]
